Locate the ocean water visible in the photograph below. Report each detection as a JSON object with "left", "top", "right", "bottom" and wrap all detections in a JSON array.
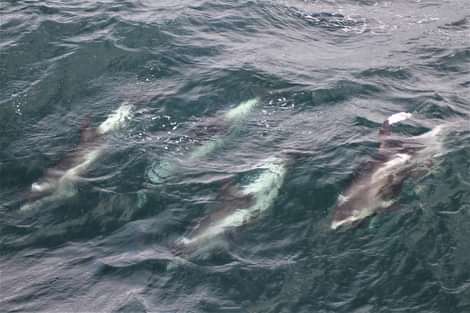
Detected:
[{"left": 1, "top": 0, "right": 470, "bottom": 312}]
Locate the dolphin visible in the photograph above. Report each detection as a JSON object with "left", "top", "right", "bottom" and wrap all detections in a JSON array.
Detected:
[
  {"left": 175, "top": 156, "right": 287, "bottom": 250},
  {"left": 331, "top": 112, "right": 445, "bottom": 230},
  {"left": 148, "top": 98, "right": 259, "bottom": 183},
  {"left": 20, "top": 103, "right": 132, "bottom": 211}
]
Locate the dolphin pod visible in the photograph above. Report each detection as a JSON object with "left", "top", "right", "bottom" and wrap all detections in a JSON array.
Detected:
[
  {"left": 19, "top": 99, "right": 453, "bottom": 252},
  {"left": 20, "top": 103, "right": 133, "bottom": 211},
  {"left": 330, "top": 112, "right": 446, "bottom": 230}
]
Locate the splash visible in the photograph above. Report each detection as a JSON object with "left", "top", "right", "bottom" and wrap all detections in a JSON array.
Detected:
[{"left": 387, "top": 112, "right": 412, "bottom": 125}]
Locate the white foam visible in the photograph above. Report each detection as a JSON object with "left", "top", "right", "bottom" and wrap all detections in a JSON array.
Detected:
[
  {"left": 410, "top": 124, "right": 447, "bottom": 160},
  {"left": 337, "top": 194, "right": 349, "bottom": 205},
  {"left": 97, "top": 103, "right": 133, "bottom": 135},
  {"left": 387, "top": 112, "right": 412, "bottom": 125},
  {"left": 31, "top": 181, "right": 53, "bottom": 193}
]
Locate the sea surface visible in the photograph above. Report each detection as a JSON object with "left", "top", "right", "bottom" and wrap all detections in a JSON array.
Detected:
[{"left": 1, "top": 1, "right": 470, "bottom": 312}]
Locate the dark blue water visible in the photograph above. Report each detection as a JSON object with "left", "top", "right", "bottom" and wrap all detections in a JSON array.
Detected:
[{"left": 1, "top": 1, "right": 470, "bottom": 312}]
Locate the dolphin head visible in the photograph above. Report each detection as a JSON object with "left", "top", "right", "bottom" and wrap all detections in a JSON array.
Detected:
[{"left": 331, "top": 173, "right": 401, "bottom": 230}]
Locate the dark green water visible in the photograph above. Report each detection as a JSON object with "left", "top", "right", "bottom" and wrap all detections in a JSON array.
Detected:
[{"left": 1, "top": 0, "right": 470, "bottom": 312}]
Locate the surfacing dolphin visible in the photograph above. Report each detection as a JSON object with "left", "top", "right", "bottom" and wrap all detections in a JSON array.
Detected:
[
  {"left": 331, "top": 112, "right": 446, "bottom": 230},
  {"left": 20, "top": 103, "right": 133, "bottom": 211},
  {"left": 175, "top": 156, "right": 287, "bottom": 251},
  {"left": 148, "top": 98, "right": 259, "bottom": 183}
]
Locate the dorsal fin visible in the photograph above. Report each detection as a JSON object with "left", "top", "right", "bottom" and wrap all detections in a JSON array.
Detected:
[
  {"left": 379, "top": 120, "right": 391, "bottom": 138},
  {"left": 379, "top": 112, "right": 413, "bottom": 139},
  {"left": 217, "top": 180, "right": 242, "bottom": 201},
  {"left": 79, "top": 115, "right": 98, "bottom": 143},
  {"left": 379, "top": 112, "right": 412, "bottom": 151}
]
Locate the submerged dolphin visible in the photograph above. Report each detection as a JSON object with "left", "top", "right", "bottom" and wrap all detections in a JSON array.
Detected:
[
  {"left": 148, "top": 98, "right": 259, "bottom": 183},
  {"left": 20, "top": 103, "right": 132, "bottom": 211},
  {"left": 331, "top": 112, "right": 445, "bottom": 229},
  {"left": 176, "top": 156, "right": 287, "bottom": 249}
]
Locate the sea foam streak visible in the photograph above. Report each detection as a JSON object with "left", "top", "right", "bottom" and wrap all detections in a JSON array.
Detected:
[{"left": 387, "top": 112, "right": 412, "bottom": 125}]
